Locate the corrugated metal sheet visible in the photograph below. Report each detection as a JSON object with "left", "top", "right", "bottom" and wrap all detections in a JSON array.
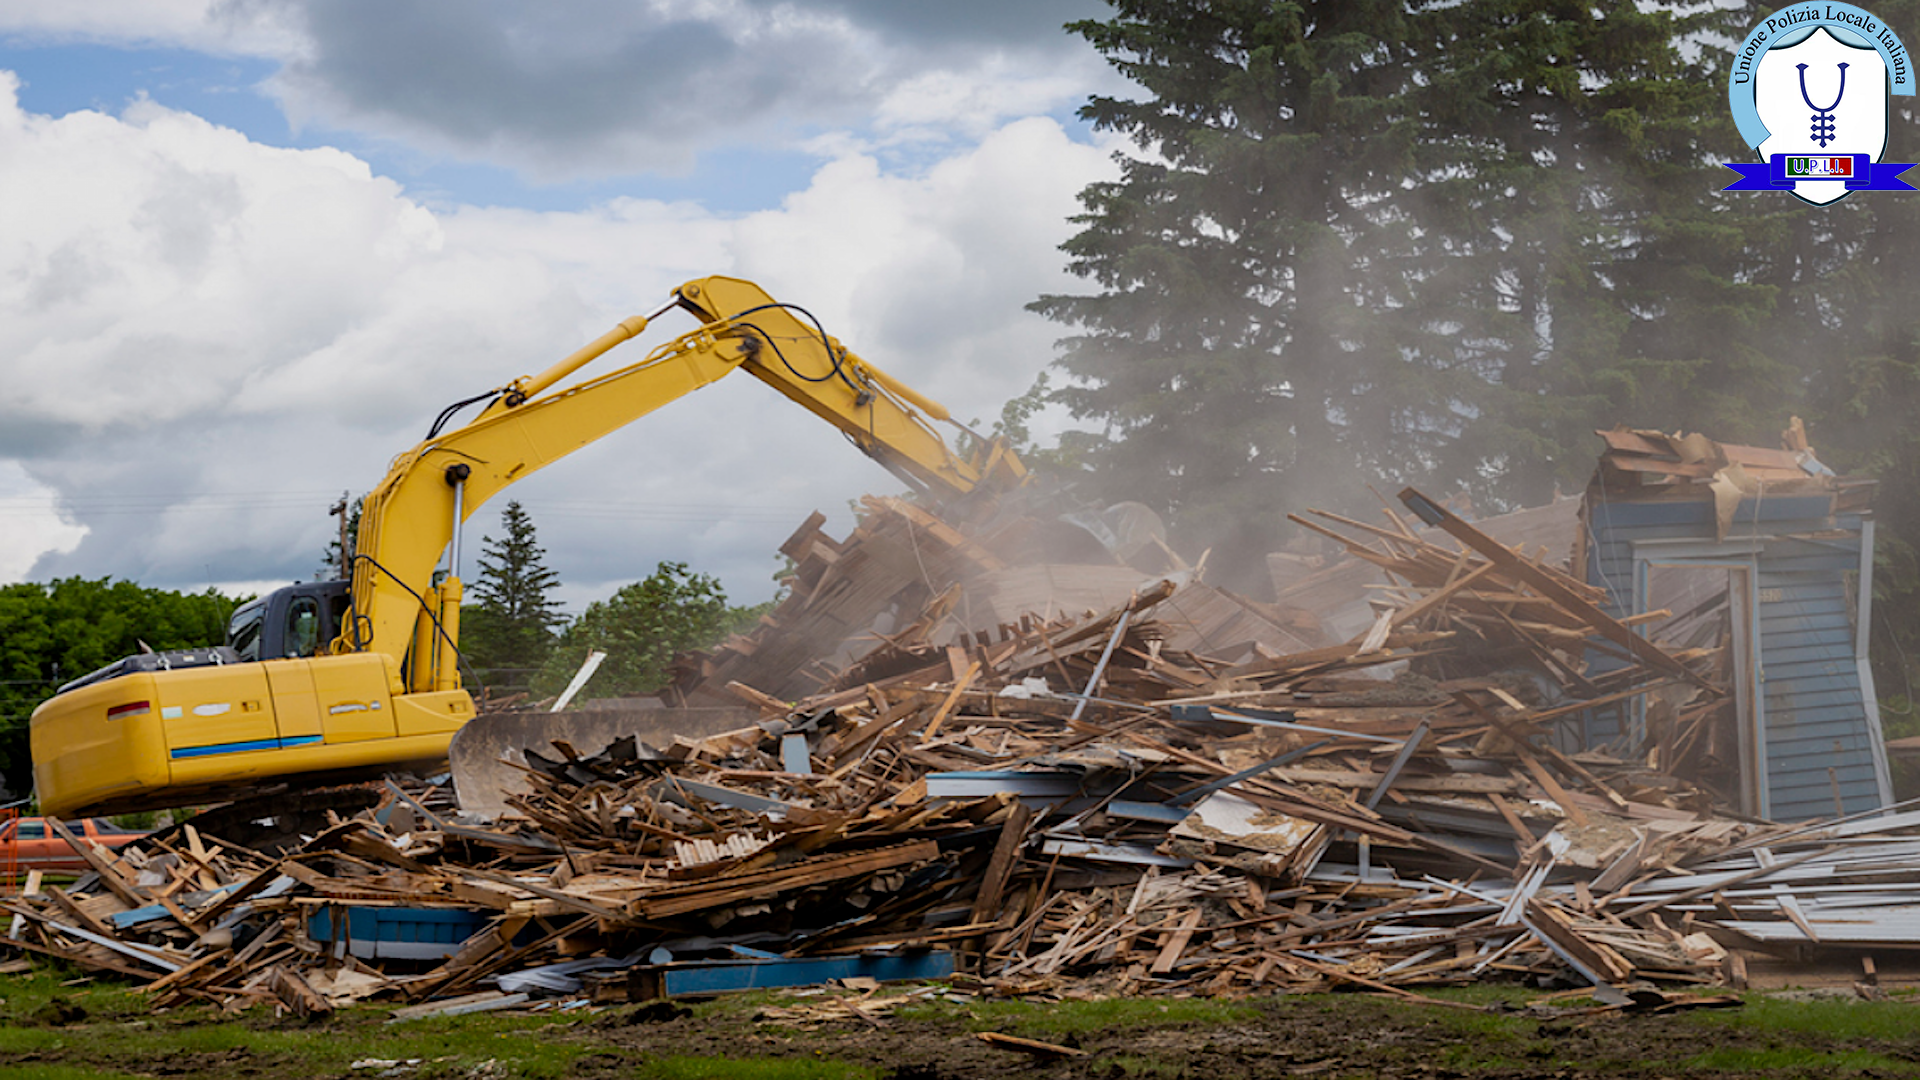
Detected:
[{"left": 1578, "top": 494, "right": 1885, "bottom": 821}]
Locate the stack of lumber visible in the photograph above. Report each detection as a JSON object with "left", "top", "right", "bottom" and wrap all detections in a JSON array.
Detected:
[{"left": 5, "top": 486, "right": 1912, "bottom": 1013}]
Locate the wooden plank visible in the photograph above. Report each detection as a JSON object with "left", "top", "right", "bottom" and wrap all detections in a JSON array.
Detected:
[
  {"left": 138, "top": 946, "right": 235, "bottom": 996},
  {"left": 1514, "top": 747, "right": 1591, "bottom": 828},
  {"left": 46, "top": 819, "right": 144, "bottom": 906},
  {"left": 1396, "top": 487, "right": 1718, "bottom": 693},
  {"left": 267, "top": 966, "right": 332, "bottom": 1017},
  {"left": 5, "top": 869, "right": 41, "bottom": 939},
  {"left": 1525, "top": 900, "right": 1634, "bottom": 983},
  {"left": 970, "top": 802, "right": 1035, "bottom": 929},
  {"left": 1613, "top": 847, "right": 1835, "bottom": 919},
  {"left": 631, "top": 841, "right": 941, "bottom": 919},
  {"left": 0, "top": 925, "right": 154, "bottom": 979},
  {"left": 1149, "top": 909, "right": 1204, "bottom": 975},
  {"left": 828, "top": 696, "right": 925, "bottom": 769},
  {"left": 977, "top": 1032, "right": 1088, "bottom": 1059},
  {"left": 44, "top": 885, "right": 117, "bottom": 939},
  {"left": 1390, "top": 562, "right": 1498, "bottom": 628},
  {"left": 725, "top": 680, "right": 790, "bottom": 714},
  {"left": 811, "top": 922, "right": 1003, "bottom": 954},
  {"left": 1486, "top": 793, "right": 1538, "bottom": 847},
  {"left": 458, "top": 868, "right": 629, "bottom": 923},
  {"left": 1282, "top": 952, "right": 1488, "bottom": 1010},
  {"left": 432, "top": 916, "right": 593, "bottom": 1000},
  {"left": 920, "top": 662, "right": 982, "bottom": 742},
  {"left": 1364, "top": 719, "right": 1431, "bottom": 812},
  {"left": 23, "top": 911, "right": 180, "bottom": 972}
]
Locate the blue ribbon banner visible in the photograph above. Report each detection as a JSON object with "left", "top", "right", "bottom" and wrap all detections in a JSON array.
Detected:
[{"left": 1724, "top": 153, "right": 1916, "bottom": 190}]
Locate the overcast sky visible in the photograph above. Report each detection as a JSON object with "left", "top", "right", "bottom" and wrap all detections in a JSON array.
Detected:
[{"left": 0, "top": 0, "right": 1123, "bottom": 613}]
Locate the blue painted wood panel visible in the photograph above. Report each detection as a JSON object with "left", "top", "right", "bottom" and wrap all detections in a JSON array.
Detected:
[{"left": 1579, "top": 490, "right": 1878, "bottom": 821}]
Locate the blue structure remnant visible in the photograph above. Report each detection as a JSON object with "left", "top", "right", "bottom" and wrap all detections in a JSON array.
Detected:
[
  {"left": 623, "top": 950, "right": 956, "bottom": 998},
  {"left": 1572, "top": 424, "right": 1887, "bottom": 821},
  {"left": 308, "top": 905, "right": 493, "bottom": 961}
]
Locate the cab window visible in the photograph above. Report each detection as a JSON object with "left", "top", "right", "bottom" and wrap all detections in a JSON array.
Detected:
[
  {"left": 14, "top": 822, "right": 44, "bottom": 841},
  {"left": 286, "top": 596, "right": 320, "bottom": 658},
  {"left": 228, "top": 603, "right": 266, "bottom": 662},
  {"left": 328, "top": 593, "right": 352, "bottom": 648}
]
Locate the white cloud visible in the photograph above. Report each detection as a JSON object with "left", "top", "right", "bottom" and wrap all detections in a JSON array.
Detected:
[
  {"left": 0, "top": 76, "right": 1118, "bottom": 609},
  {"left": 0, "top": 1, "right": 212, "bottom": 42},
  {"left": 729, "top": 117, "right": 1115, "bottom": 419},
  {"left": 0, "top": 1, "right": 1111, "bottom": 182},
  {"left": 0, "top": 0, "right": 297, "bottom": 55},
  {"left": 0, "top": 463, "right": 85, "bottom": 582},
  {"left": 873, "top": 53, "right": 1109, "bottom": 143}
]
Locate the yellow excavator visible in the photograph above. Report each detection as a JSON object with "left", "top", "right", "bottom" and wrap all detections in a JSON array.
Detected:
[{"left": 31, "top": 276, "right": 1030, "bottom": 819}]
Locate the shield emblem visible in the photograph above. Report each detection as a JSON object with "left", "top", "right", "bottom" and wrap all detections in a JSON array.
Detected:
[{"left": 1754, "top": 26, "right": 1889, "bottom": 205}]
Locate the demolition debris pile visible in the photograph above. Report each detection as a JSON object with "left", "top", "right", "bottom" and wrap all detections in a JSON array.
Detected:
[{"left": 3, "top": 484, "right": 1910, "bottom": 1014}]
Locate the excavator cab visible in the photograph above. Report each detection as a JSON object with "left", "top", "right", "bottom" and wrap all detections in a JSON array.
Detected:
[{"left": 226, "top": 582, "right": 352, "bottom": 661}]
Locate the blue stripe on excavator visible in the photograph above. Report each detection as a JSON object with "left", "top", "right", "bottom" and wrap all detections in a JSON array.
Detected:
[{"left": 169, "top": 734, "right": 325, "bottom": 760}]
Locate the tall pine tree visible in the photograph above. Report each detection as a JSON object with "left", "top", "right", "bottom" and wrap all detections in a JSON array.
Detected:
[
  {"left": 1036, "top": 0, "right": 1793, "bottom": 588},
  {"left": 1035, "top": 0, "right": 1517, "bottom": 589},
  {"left": 1423, "top": 1, "right": 1786, "bottom": 505},
  {"left": 462, "top": 501, "right": 566, "bottom": 685}
]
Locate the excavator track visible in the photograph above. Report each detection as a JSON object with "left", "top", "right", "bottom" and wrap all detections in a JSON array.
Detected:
[{"left": 145, "top": 784, "right": 383, "bottom": 856}]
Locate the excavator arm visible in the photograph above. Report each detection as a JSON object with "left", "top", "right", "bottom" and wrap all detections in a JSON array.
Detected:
[{"left": 344, "top": 276, "right": 1027, "bottom": 692}]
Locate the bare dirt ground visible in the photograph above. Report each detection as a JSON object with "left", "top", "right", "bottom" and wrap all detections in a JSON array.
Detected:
[
  {"left": 7, "top": 983, "right": 1920, "bottom": 1079},
  {"left": 577, "top": 992, "right": 1920, "bottom": 1080}
]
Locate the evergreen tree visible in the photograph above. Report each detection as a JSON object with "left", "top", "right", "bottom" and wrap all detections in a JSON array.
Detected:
[
  {"left": 1423, "top": 1, "right": 1786, "bottom": 505},
  {"left": 1038, "top": 0, "right": 1920, "bottom": 726},
  {"left": 1033, "top": 0, "right": 1505, "bottom": 590},
  {"left": 1035, "top": 0, "right": 1793, "bottom": 587},
  {"left": 462, "top": 501, "right": 566, "bottom": 683}
]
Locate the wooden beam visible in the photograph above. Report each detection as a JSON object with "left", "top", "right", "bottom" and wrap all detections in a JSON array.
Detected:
[
  {"left": 47, "top": 819, "right": 144, "bottom": 906},
  {"left": 1150, "top": 909, "right": 1204, "bottom": 975},
  {"left": 921, "top": 662, "right": 981, "bottom": 741},
  {"left": 1396, "top": 486, "right": 1719, "bottom": 694}
]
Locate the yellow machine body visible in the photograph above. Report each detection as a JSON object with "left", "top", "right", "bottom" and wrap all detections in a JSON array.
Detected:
[{"left": 33, "top": 653, "right": 470, "bottom": 818}]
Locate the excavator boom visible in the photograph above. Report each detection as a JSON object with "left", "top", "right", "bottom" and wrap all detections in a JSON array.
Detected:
[{"left": 349, "top": 276, "right": 1026, "bottom": 693}]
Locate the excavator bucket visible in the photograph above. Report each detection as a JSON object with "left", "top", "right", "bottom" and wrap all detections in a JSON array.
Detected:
[{"left": 447, "top": 704, "right": 761, "bottom": 817}]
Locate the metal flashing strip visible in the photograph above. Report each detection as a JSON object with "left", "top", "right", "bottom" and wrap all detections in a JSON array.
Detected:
[
  {"left": 1715, "top": 913, "right": 1920, "bottom": 944},
  {"left": 1168, "top": 739, "right": 1333, "bottom": 808},
  {"left": 169, "top": 734, "right": 325, "bottom": 759},
  {"left": 653, "top": 777, "right": 798, "bottom": 817},
  {"left": 1037, "top": 836, "right": 1193, "bottom": 868},
  {"left": 923, "top": 771, "right": 1092, "bottom": 799},
  {"left": 43, "top": 918, "right": 181, "bottom": 972},
  {"left": 1106, "top": 800, "right": 1191, "bottom": 825},
  {"left": 1517, "top": 912, "right": 1631, "bottom": 1005},
  {"left": 1185, "top": 706, "right": 1405, "bottom": 745}
]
